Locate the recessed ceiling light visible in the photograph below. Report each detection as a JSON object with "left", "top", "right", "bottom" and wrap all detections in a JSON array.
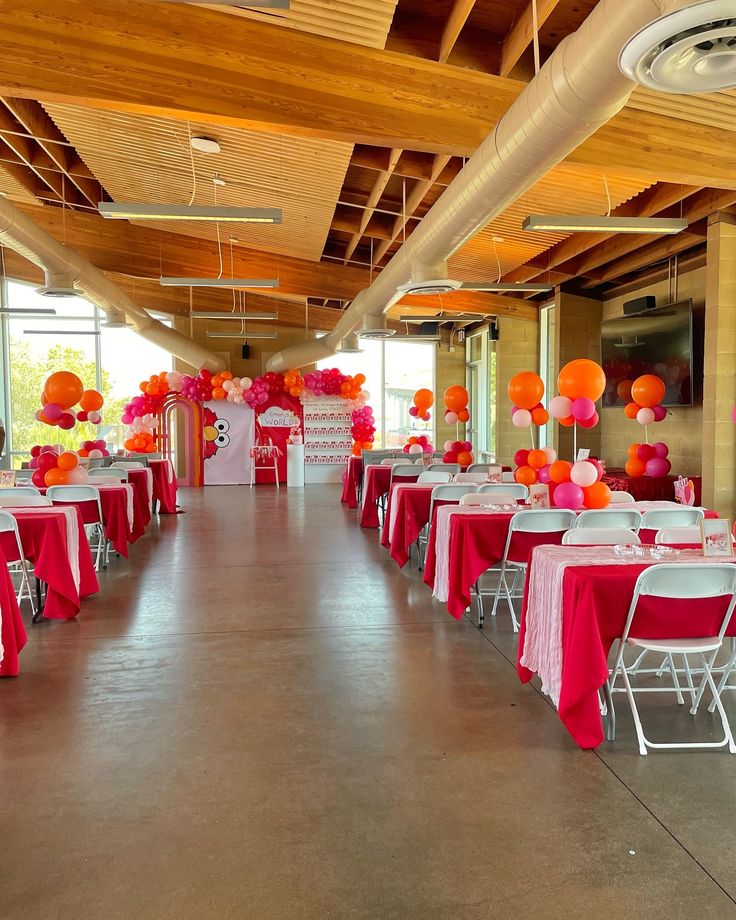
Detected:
[
  {"left": 522, "top": 214, "right": 688, "bottom": 234},
  {"left": 160, "top": 277, "right": 279, "bottom": 288},
  {"left": 190, "top": 136, "right": 221, "bottom": 154},
  {"left": 189, "top": 311, "right": 277, "bottom": 320},
  {"left": 98, "top": 203, "right": 281, "bottom": 223},
  {"left": 206, "top": 331, "right": 278, "bottom": 339}
]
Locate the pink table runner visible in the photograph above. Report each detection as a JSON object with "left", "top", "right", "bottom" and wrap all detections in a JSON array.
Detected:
[{"left": 517, "top": 546, "right": 736, "bottom": 748}]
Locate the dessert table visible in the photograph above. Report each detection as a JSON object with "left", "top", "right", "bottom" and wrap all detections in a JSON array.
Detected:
[
  {"left": 149, "top": 459, "right": 179, "bottom": 514},
  {"left": 340, "top": 456, "right": 363, "bottom": 509},
  {"left": 0, "top": 545, "right": 26, "bottom": 677},
  {"left": 602, "top": 469, "right": 703, "bottom": 504},
  {"left": 0, "top": 506, "right": 99, "bottom": 620},
  {"left": 517, "top": 545, "right": 736, "bottom": 749}
]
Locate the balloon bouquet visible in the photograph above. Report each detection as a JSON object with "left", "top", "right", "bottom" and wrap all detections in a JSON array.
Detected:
[
  {"left": 36, "top": 371, "right": 104, "bottom": 430},
  {"left": 403, "top": 389, "right": 435, "bottom": 456},
  {"left": 622, "top": 374, "right": 671, "bottom": 478},
  {"left": 28, "top": 445, "right": 91, "bottom": 488},
  {"left": 441, "top": 385, "right": 474, "bottom": 465}
]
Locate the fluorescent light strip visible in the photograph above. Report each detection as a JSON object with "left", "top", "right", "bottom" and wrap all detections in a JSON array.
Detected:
[
  {"left": 463, "top": 282, "right": 554, "bottom": 293},
  {"left": 206, "top": 331, "right": 278, "bottom": 339},
  {"left": 98, "top": 203, "right": 282, "bottom": 223},
  {"left": 161, "top": 277, "right": 279, "bottom": 288},
  {"left": 157, "top": 0, "right": 288, "bottom": 5},
  {"left": 395, "top": 335, "right": 441, "bottom": 342},
  {"left": 0, "top": 308, "right": 57, "bottom": 316},
  {"left": 24, "top": 329, "right": 100, "bottom": 335},
  {"left": 522, "top": 214, "right": 689, "bottom": 234},
  {"left": 190, "top": 311, "right": 277, "bottom": 320}
]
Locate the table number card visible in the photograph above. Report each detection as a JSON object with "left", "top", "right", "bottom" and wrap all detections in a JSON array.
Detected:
[
  {"left": 486, "top": 466, "right": 502, "bottom": 483},
  {"left": 529, "top": 483, "right": 550, "bottom": 509},
  {"left": 0, "top": 470, "right": 16, "bottom": 488},
  {"left": 700, "top": 518, "right": 733, "bottom": 557},
  {"left": 576, "top": 449, "right": 590, "bottom": 461}
]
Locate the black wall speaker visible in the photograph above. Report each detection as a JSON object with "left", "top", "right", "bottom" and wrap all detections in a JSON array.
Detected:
[
  {"left": 241, "top": 343, "right": 250, "bottom": 360},
  {"left": 419, "top": 322, "right": 440, "bottom": 335},
  {"left": 489, "top": 321, "right": 500, "bottom": 341},
  {"left": 623, "top": 295, "right": 656, "bottom": 316}
]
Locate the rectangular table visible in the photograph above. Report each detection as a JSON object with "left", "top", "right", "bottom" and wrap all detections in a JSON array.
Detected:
[
  {"left": 359, "top": 465, "right": 392, "bottom": 529},
  {"left": 380, "top": 482, "right": 434, "bottom": 566},
  {"left": 0, "top": 545, "right": 26, "bottom": 677},
  {"left": 340, "top": 456, "right": 363, "bottom": 509},
  {"left": 149, "top": 459, "right": 179, "bottom": 514},
  {"left": 517, "top": 545, "right": 736, "bottom": 749}
]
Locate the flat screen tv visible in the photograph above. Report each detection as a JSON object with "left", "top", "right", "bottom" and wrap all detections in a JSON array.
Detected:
[{"left": 601, "top": 299, "right": 694, "bottom": 408}]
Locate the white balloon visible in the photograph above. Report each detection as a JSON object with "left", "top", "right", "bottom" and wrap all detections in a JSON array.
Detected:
[
  {"left": 542, "top": 446, "right": 557, "bottom": 465},
  {"left": 637, "top": 407, "right": 655, "bottom": 426},
  {"left": 241, "top": 377, "right": 253, "bottom": 391},
  {"left": 570, "top": 460, "right": 598, "bottom": 488},
  {"left": 512, "top": 409, "right": 532, "bottom": 429},
  {"left": 549, "top": 396, "right": 572, "bottom": 420}
]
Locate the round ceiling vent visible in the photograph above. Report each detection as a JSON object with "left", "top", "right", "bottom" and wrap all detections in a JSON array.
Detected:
[
  {"left": 396, "top": 279, "right": 462, "bottom": 296},
  {"left": 620, "top": 2, "right": 736, "bottom": 93},
  {"left": 36, "top": 285, "right": 78, "bottom": 298}
]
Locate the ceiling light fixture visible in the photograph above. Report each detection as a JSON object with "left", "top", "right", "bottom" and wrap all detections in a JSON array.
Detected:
[
  {"left": 98, "top": 203, "right": 282, "bottom": 223},
  {"left": 0, "top": 307, "right": 57, "bottom": 316},
  {"left": 206, "top": 330, "right": 278, "bottom": 339},
  {"left": 190, "top": 136, "right": 221, "bottom": 154},
  {"left": 158, "top": 0, "right": 289, "bottom": 6},
  {"left": 522, "top": 214, "right": 688, "bottom": 234},
  {"left": 397, "top": 313, "right": 489, "bottom": 323},
  {"left": 455, "top": 282, "right": 554, "bottom": 293},
  {"left": 160, "top": 277, "right": 279, "bottom": 288},
  {"left": 189, "top": 311, "right": 277, "bottom": 320},
  {"left": 24, "top": 329, "right": 100, "bottom": 336}
]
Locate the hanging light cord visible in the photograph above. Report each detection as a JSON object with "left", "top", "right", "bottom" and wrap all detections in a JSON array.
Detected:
[
  {"left": 531, "top": 0, "right": 541, "bottom": 74},
  {"left": 186, "top": 122, "right": 197, "bottom": 206},
  {"left": 492, "top": 238, "right": 501, "bottom": 283},
  {"left": 603, "top": 173, "right": 612, "bottom": 217}
]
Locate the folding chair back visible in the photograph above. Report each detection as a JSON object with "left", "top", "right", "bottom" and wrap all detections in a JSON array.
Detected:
[
  {"left": 563, "top": 527, "right": 641, "bottom": 546},
  {"left": 576, "top": 508, "right": 642, "bottom": 531},
  {"left": 428, "top": 484, "right": 478, "bottom": 522},
  {"left": 654, "top": 526, "right": 702, "bottom": 545},
  {"left": 454, "top": 472, "right": 488, "bottom": 483},
  {"left": 460, "top": 491, "right": 518, "bottom": 507},
  {"left": 381, "top": 457, "right": 414, "bottom": 465},
  {"left": 509, "top": 508, "right": 577, "bottom": 534},
  {"left": 89, "top": 467, "right": 128, "bottom": 481},
  {"left": 427, "top": 463, "right": 460, "bottom": 474},
  {"left": 640, "top": 508, "right": 705, "bottom": 531},
  {"left": 417, "top": 471, "right": 452, "bottom": 484},
  {"left": 501, "top": 472, "right": 517, "bottom": 482},
  {"left": 361, "top": 449, "right": 392, "bottom": 466},
  {"left": 610, "top": 491, "right": 635, "bottom": 503},
  {"left": 467, "top": 463, "right": 493, "bottom": 474},
  {"left": 12, "top": 485, "right": 40, "bottom": 495},
  {"left": 478, "top": 482, "right": 528, "bottom": 501},
  {"left": 0, "top": 493, "right": 51, "bottom": 507},
  {"left": 0, "top": 509, "right": 23, "bottom": 557},
  {"left": 390, "top": 465, "right": 422, "bottom": 486},
  {"left": 111, "top": 460, "right": 145, "bottom": 469}
]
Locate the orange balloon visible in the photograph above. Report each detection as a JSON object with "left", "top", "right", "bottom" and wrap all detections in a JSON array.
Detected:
[
  {"left": 211, "top": 387, "right": 226, "bottom": 400},
  {"left": 559, "top": 415, "right": 575, "bottom": 427},
  {"left": 414, "top": 388, "right": 434, "bottom": 410},
  {"left": 444, "top": 385, "right": 469, "bottom": 412},
  {"left": 44, "top": 371, "right": 84, "bottom": 410},
  {"left": 221, "top": 371, "right": 233, "bottom": 381},
  {"left": 627, "top": 443, "right": 641, "bottom": 459},
  {"left": 631, "top": 374, "right": 665, "bottom": 408},
  {"left": 583, "top": 481, "right": 612, "bottom": 509},
  {"left": 625, "top": 458, "right": 646, "bottom": 478},
  {"left": 457, "top": 408, "right": 470, "bottom": 423},
  {"left": 79, "top": 389, "right": 104, "bottom": 412},
  {"left": 44, "top": 467, "right": 69, "bottom": 487},
  {"left": 57, "top": 451, "right": 79, "bottom": 471},
  {"left": 139, "top": 381, "right": 149, "bottom": 393},
  {"left": 527, "top": 449, "right": 547, "bottom": 470},
  {"left": 211, "top": 374, "right": 223, "bottom": 388},
  {"left": 78, "top": 448, "right": 89, "bottom": 458},
  {"left": 456, "top": 450, "right": 474, "bottom": 467},
  {"left": 531, "top": 407, "right": 549, "bottom": 426},
  {"left": 549, "top": 460, "right": 573, "bottom": 484},
  {"left": 617, "top": 379, "right": 634, "bottom": 402},
  {"left": 507, "top": 372, "right": 544, "bottom": 410},
  {"left": 515, "top": 465, "right": 538, "bottom": 487},
  {"left": 624, "top": 402, "right": 640, "bottom": 419},
  {"left": 557, "top": 359, "right": 606, "bottom": 402}
]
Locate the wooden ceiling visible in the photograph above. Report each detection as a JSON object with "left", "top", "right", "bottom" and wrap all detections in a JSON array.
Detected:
[{"left": 0, "top": 0, "right": 734, "bottom": 332}]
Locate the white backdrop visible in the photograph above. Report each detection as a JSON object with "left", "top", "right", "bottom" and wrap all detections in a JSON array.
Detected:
[{"left": 202, "top": 401, "right": 255, "bottom": 485}]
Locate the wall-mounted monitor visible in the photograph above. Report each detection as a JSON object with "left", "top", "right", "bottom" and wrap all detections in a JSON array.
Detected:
[{"left": 601, "top": 299, "right": 694, "bottom": 408}]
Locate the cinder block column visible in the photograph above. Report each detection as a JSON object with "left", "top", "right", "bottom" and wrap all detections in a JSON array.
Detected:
[{"left": 702, "top": 213, "right": 736, "bottom": 518}]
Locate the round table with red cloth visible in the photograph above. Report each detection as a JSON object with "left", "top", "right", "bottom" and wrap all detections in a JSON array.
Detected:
[
  {"left": 423, "top": 507, "right": 566, "bottom": 620},
  {"left": 149, "top": 459, "right": 179, "bottom": 514},
  {"left": 0, "top": 507, "right": 99, "bottom": 620},
  {"left": 517, "top": 547, "right": 736, "bottom": 749},
  {"left": 602, "top": 469, "right": 702, "bottom": 504},
  {"left": 0, "top": 545, "right": 26, "bottom": 676},
  {"left": 126, "top": 468, "right": 152, "bottom": 536},
  {"left": 360, "top": 465, "right": 392, "bottom": 528},
  {"left": 340, "top": 456, "right": 363, "bottom": 510}
]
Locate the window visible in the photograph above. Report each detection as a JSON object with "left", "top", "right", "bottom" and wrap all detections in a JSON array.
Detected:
[
  {"left": 466, "top": 330, "right": 495, "bottom": 458},
  {"left": 316, "top": 338, "right": 435, "bottom": 449},
  {"left": 0, "top": 279, "right": 173, "bottom": 467},
  {"left": 539, "top": 303, "right": 556, "bottom": 449}
]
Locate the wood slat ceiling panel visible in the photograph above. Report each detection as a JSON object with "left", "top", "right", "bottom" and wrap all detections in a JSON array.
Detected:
[
  {"left": 43, "top": 104, "right": 353, "bottom": 263},
  {"left": 218, "top": 0, "right": 399, "bottom": 49},
  {"left": 0, "top": 171, "right": 40, "bottom": 205},
  {"left": 627, "top": 88, "right": 736, "bottom": 133},
  {"left": 448, "top": 164, "right": 655, "bottom": 279}
]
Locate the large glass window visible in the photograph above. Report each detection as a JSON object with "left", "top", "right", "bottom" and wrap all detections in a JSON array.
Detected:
[
  {"left": 316, "top": 338, "right": 435, "bottom": 449},
  {"left": 466, "top": 329, "right": 496, "bottom": 458},
  {"left": 1, "top": 279, "right": 173, "bottom": 466},
  {"left": 539, "top": 303, "right": 556, "bottom": 449}
]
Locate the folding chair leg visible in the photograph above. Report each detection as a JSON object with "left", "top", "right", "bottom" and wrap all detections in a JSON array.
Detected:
[
  {"left": 708, "top": 647, "right": 736, "bottom": 715},
  {"left": 701, "top": 653, "right": 736, "bottom": 754},
  {"left": 620, "top": 665, "right": 649, "bottom": 756},
  {"left": 475, "top": 583, "right": 484, "bottom": 628},
  {"left": 490, "top": 563, "right": 507, "bottom": 619},
  {"left": 668, "top": 653, "right": 685, "bottom": 705},
  {"left": 505, "top": 568, "right": 520, "bottom": 632}
]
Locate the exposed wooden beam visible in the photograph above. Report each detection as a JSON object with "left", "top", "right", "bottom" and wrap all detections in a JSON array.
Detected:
[
  {"left": 439, "top": 0, "right": 478, "bottom": 64},
  {"left": 2, "top": 1, "right": 735, "bottom": 187},
  {"left": 344, "top": 148, "right": 402, "bottom": 262},
  {"left": 500, "top": 0, "right": 562, "bottom": 77}
]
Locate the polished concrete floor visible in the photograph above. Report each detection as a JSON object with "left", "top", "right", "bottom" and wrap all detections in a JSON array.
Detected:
[{"left": 2, "top": 485, "right": 736, "bottom": 919}]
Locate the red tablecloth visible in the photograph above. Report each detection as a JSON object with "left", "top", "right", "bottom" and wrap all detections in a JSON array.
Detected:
[
  {"left": 360, "top": 465, "right": 392, "bottom": 528},
  {"left": 0, "top": 545, "right": 26, "bottom": 676},
  {"left": 517, "top": 551, "right": 736, "bottom": 749},
  {"left": 602, "top": 470, "right": 703, "bottom": 504},
  {"left": 48, "top": 486, "right": 134, "bottom": 557},
  {"left": 424, "top": 510, "right": 566, "bottom": 620},
  {"left": 127, "top": 468, "right": 152, "bottom": 537},
  {"left": 149, "top": 459, "right": 179, "bottom": 514},
  {"left": 341, "top": 456, "right": 363, "bottom": 509},
  {"left": 0, "top": 507, "right": 99, "bottom": 620},
  {"left": 380, "top": 483, "right": 434, "bottom": 567}
]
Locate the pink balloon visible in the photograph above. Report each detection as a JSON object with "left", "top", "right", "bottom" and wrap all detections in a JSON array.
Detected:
[
  {"left": 570, "top": 460, "right": 598, "bottom": 488},
  {"left": 462, "top": 441, "right": 472, "bottom": 452},
  {"left": 542, "top": 446, "right": 557, "bottom": 465},
  {"left": 29, "top": 458, "right": 39, "bottom": 470},
  {"left": 67, "top": 466, "right": 89, "bottom": 485},
  {"left": 652, "top": 405, "right": 667, "bottom": 422},
  {"left": 571, "top": 397, "right": 595, "bottom": 422},
  {"left": 645, "top": 457, "right": 671, "bottom": 478},
  {"left": 44, "top": 403, "right": 62, "bottom": 420},
  {"left": 653, "top": 441, "right": 669, "bottom": 459},
  {"left": 408, "top": 406, "right": 418, "bottom": 417},
  {"left": 578, "top": 410, "right": 599, "bottom": 430},
  {"left": 58, "top": 412, "right": 75, "bottom": 430},
  {"left": 445, "top": 411, "right": 458, "bottom": 425},
  {"left": 537, "top": 464, "right": 551, "bottom": 483},
  {"left": 94, "top": 439, "right": 106, "bottom": 450},
  {"left": 444, "top": 440, "right": 454, "bottom": 452},
  {"left": 549, "top": 396, "right": 572, "bottom": 420},
  {"left": 553, "top": 481, "right": 585, "bottom": 510}
]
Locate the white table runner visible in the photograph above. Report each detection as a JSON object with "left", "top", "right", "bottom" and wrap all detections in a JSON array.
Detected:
[
  {"left": 432, "top": 505, "right": 511, "bottom": 603},
  {"left": 388, "top": 482, "right": 432, "bottom": 540}
]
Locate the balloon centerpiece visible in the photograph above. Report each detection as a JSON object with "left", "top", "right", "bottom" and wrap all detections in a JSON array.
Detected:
[
  {"left": 442, "top": 386, "right": 473, "bottom": 465},
  {"left": 403, "top": 389, "right": 435, "bottom": 455},
  {"left": 37, "top": 372, "right": 105, "bottom": 431},
  {"left": 622, "top": 374, "right": 670, "bottom": 478}
]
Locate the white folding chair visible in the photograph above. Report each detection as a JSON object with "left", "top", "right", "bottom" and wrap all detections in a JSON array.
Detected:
[
  {"left": 89, "top": 467, "right": 128, "bottom": 482},
  {"left": 416, "top": 484, "right": 478, "bottom": 567},
  {"left": 361, "top": 449, "right": 392, "bottom": 467},
  {"left": 428, "top": 463, "right": 461, "bottom": 474},
  {"left": 383, "top": 464, "right": 421, "bottom": 523},
  {"left": 654, "top": 526, "right": 703, "bottom": 545},
  {"left": 467, "top": 463, "right": 494, "bottom": 474},
  {"left": 606, "top": 563, "right": 736, "bottom": 755},
  {"left": 47, "top": 484, "right": 109, "bottom": 571},
  {"left": 501, "top": 472, "right": 517, "bottom": 483},
  {"left": 641, "top": 508, "right": 705, "bottom": 532},
  {"left": 417, "top": 471, "right": 452, "bottom": 484},
  {"left": 110, "top": 460, "right": 145, "bottom": 469},
  {"left": 576, "top": 508, "right": 642, "bottom": 532},
  {"left": 478, "top": 482, "right": 528, "bottom": 501},
  {"left": 454, "top": 472, "right": 488, "bottom": 483},
  {"left": 461, "top": 491, "right": 518, "bottom": 507},
  {"left": 12, "top": 485, "right": 41, "bottom": 495},
  {"left": 0, "top": 493, "right": 52, "bottom": 507},
  {"left": 381, "top": 457, "right": 417, "bottom": 465},
  {"left": 562, "top": 528, "right": 641, "bottom": 546},
  {"left": 485, "top": 509, "right": 577, "bottom": 632},
  {"left": 0, "top": 510, "right": 38, "bottom": 620},
  {"left": 610, "top": 491, "right": 636, "bottom": 504}
]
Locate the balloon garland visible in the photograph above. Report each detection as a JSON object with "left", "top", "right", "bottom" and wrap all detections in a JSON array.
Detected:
[{"left": 36, "top": 371, "right": 105, "bottom": 430}]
